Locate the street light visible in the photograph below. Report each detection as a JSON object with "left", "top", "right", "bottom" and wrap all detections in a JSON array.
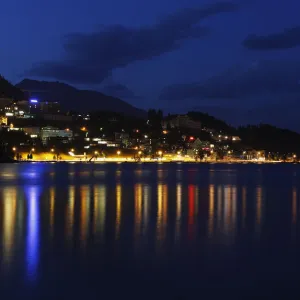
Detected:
[
  {"left": 31, "top": 148, "right": 35, "bottom": 152},
  {"left": 117, "top": 150, "right": 121, "bottom": 155},
  {"left": 51, "top": 148, "right": 55, "bottom": 152},
  {"left": 71, "top": 148, "right": 74, "bottom": 152},
  {"left": 94, "top": 151, "right": 98, "bottom": 155},
  {"left": 138, "top": 151, "right": 142, "bottom": 155},
  {"left": 158, "top": 151, "right": 162, "bottom": 156},
  {"left": 12, "top": 147, "right": 16, "bottom": 151},
  {"left": 177, "top": 151, "right": 181, "bottom": 155}
]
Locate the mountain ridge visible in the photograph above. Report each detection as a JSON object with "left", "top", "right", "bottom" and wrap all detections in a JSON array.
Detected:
[{"left": 16, "top": 79, "right": 147, "bottom": 117}]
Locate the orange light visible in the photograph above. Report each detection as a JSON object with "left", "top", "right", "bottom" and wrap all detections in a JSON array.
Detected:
[
  {"left": 66, "top": 128, "right": 70, "bottom": 131},
  {"left": 163, "top": 130, "right": 168, "bottom": 134},
  {"left": 81, "top": 127, "right": 86, "bottom": 131}
]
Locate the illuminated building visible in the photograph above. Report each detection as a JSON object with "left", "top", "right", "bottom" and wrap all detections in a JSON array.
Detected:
[{"left": 40, "top": 126, "right": 73, "bottom": 144}]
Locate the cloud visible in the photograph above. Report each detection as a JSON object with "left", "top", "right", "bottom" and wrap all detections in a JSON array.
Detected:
[
  {"left": 27, "top": 1, "right": 238, "bottom": 84},
  {"left": 100, "top": 83, "right": 140, "bottom": 99},
  {"left": 243, "top": 26, "right": 300, "bottom": 50},
  {"left": 159, "top": 60, "right": 300, "bottom": 101}
]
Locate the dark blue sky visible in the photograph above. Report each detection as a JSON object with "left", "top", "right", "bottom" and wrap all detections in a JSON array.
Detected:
[{"left": 1, "top": 0, "right": 300, "bottom": 129}]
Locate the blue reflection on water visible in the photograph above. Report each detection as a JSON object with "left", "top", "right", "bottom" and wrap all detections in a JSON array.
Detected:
[{"left": 25, "top": 185, "right": 41, "bottom": 282}]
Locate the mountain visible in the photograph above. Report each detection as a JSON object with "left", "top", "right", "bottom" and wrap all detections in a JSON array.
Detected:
[
  {"left": 0, "top": 75, "right": 24, "bottom": 100},
  {"left": 16, "top": 79, "right": 146, "bottom": 118}
]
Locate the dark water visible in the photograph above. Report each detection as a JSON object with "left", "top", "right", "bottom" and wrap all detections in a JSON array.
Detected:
[{"left": 0, "top": 162, "right": 300, "bottom": 298}]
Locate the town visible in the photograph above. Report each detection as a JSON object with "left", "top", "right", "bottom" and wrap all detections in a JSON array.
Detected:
[{"left": 1, "top": 75, "right": 299, "bottom": 163}]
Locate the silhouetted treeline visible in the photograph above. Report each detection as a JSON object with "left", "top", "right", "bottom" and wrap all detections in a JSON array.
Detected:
[
  {"left": 238, "top": 124, "right": 300, "bottom": 154},
  {"left": 0, "top": 75, "right": 24, "bottom": 100},
  {"left": 187, "top": 111, "right": 236, "bottom": 134}
]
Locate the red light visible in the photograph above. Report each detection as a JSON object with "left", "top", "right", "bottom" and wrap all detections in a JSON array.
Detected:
[{"left": 189, "top": 136, "right": 194, "bottom": 141}]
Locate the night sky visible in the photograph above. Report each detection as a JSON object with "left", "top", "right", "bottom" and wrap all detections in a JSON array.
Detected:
[{"left": 1, "top": 0, "right": 300, "bottom": 129}]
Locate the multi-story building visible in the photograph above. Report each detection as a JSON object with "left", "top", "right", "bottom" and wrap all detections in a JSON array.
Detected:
[
  {"left": 40, "top": 126, "right": 73, "bottom": 144},
  {"left": 162, "top": 115, "right": 201, "bottom": 131}
]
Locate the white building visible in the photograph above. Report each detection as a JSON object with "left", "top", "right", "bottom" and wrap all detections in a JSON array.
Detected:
[{"left": 40, "top": 126, "right": 73, "bottom": 144}]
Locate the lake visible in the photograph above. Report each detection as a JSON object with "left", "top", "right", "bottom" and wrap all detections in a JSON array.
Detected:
[{"left": 0, "top": 162, "right": 300, "bottom": 298}]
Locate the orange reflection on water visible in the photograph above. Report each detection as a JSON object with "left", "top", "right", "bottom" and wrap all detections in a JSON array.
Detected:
[
  {"left": 115, "top": 184, "right": 122, "bottom": 239},
  {"left": 2, "top": 188, "right": 17, "bottom": 268},
  {"left": 134, "top": 184, "right": 142, "bottom": 239},
  {"left": 224, "top": 186, "right": 231, "bottom": 234},
  {"left": 143, "top": 185, "right": 150, "bottom": 235},
  {"left": 93, "top": 185, "right": 106, "bottom": 239},
  {"left": 156, "top": 184, "right": 168, "bottom": 245},
  {"left": 80, "top": 185, "right": 91, "bottom": 249},
  {"left": 208, "top": 184, "right": 215, "bottom": 237},
  {"left": 217, "top": 186, "right": 222, "bottom": 229},
  {"left": 66, "top": 186, "right": 75, "bottom": 244},
  {"left": 175, "top": 184, "right": 182, "bottom": 241},
  {"left": 49, "top": 187, "right": 55, "bottom": 236}
]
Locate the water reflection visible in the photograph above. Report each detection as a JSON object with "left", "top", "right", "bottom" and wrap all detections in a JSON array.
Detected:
[
  {"left": 255, "top": 186, "right": 263, "bottom": 236},
  {"left": 66, "top": 185, "right": 75, "bottom": 245},
  {"left": 80, "top": 185, "right": 91, "bottom": 250},
  {"left": 2, "top": 187, "right": 17, "bottom": 269},
  {"left": 25, "top": 186, "right": 41, "bottom": 282},
  {"left": 156, "top": 184, "right": 168, "bottom": 251},
  {"left": 292, "top": 187, "right": 297, "bottom": 225},
  {"left": 175, "top": 184, "right": 182, "bottom": 241},
  {"left": 93, "top": 184, "right": 106, "bottom": 241},
  {"left": 0, "top": 163, "right": 300, "bottom": 289},
  {"left": 116, "top": 183, "right": 122, "bottom": 239},
  {"left": 50, "top": 187, "right": 55, "bottom": 237},
  {"left": 134, "top": 184, "right": 142, "bottom": 240}
]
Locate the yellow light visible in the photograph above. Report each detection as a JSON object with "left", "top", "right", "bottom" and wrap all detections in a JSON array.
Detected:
[
  {"left": 177, "top": 151, "right": 181, "bottom": 155},
  {"left": 228, "top": 151, "right": 231, "bottom": 154},
  {"left": 258, "top": 152, "right": 260, "bottom": 155},
  {"left": 31, "top": 148, "right": 35, "bottom": 152},
  {"left": 117, "top": 151, "right": 121, "bottom": 155},
  {"left": 51, "top": 148, "right": 54, "bottom": 152},
  {"left": 94, "top": 151, "right": 98, "bottom": 155},
  {"left": 162, "top": 130, "right": 168, "bottom": 134},
  {"left": 158, "top": 151, "right": 162, "bottom": 156},
  {"left": 138, "top": 151, "right": 142, "bottom": 155},
  {"left": 12, "top": 147, "right": 16, "bottom": 151},
  {"left": 71, "top": 148, "right": 74, "bottom": 152},
  {"left": 81, "top": 127, "right": 86, "bottom": 131}
]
